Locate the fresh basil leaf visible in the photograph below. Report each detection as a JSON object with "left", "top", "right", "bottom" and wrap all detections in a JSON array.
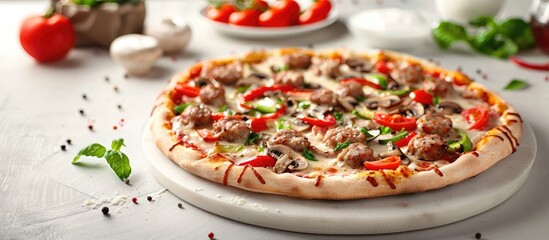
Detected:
[
  {"left": 111, "top": 138, "right": 125, "bottom": 151},
  {"left": 302, "top": 148, "right": 317, "bottom": 161},
  {"left": 174, "top": 103, "right": 191, "bottom": 115},
  {"left": 334, "top": 140, "right": 351, "bottom": 151},
  {"left": 504, "top": 79, "right": 529, "bottom": 90},
  {"left": 380, "top": 126, "right": 392, "bottom": 134},
  {"left": 104, "top": 150, "right": 132, "bottom": 181},
  {"left": 469, "top": 16, "right": 495, "bottom": 27},
  {"left": 333, "top": 112, "right": 344, "bottom": 125},
  {"left": 245, "top": 132, "right": 261, "bottom": 146},
  {"left": 499, "top": 18, "right": 530, "bottom": 39},
  {"left": 432, "top": 21, "right": 468, "bottom": 49},
  {"left": 72, "top": 143, "right": 107, "bottom": 163}
]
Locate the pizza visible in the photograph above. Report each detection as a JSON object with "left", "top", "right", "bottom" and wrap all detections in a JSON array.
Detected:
[{"left": 150, "top": 48, "right": 522, "bottom": 200}]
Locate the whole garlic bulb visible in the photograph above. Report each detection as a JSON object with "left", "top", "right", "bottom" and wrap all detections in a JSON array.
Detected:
[{"left": 109, "top": 34, "right": 162, "bottom": 76}]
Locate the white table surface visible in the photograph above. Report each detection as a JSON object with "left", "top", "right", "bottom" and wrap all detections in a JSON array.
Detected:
[{"left": 1, "top": 0, "right": 548, "bottom": 239}]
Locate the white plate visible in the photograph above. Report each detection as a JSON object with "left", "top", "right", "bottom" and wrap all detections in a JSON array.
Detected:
[
  {"left": 197, "top": 7, "right": 339, "bottom": 39},
  {"left": 142, "top": 120, "right": 536, "bottom": 234}
]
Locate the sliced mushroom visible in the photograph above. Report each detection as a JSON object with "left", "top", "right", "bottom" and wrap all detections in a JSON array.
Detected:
[
  {"left": 267, "top": 145, "right": 309, "bottom": 174},
  {"left": 338, "top": 96, "right": 358, "bottom": 112},
  {"left": 289, "top": 119, "right": 310, "bottom": 132},
  {"left": 438, "top": 101, "right": 463, "bottom": 114},
  {"left": 364, "top": 95, "right": 401, "bottom": 110},
  {"left": 378, "top": 148, "right": 403, "bottom": 159},
  {"left": 398, "top": 102, "right": 425, "bottom": 117}
]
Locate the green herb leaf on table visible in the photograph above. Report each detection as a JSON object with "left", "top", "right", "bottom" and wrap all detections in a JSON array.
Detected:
[
  {"left": 504, "top": 79, "right": 529, "bottom": 90},
  {"left": 303, "top": 148, "right": 317, "bottom": 161},
  {"left": 468, "top": 16, "right": 495, "bottom": 27},
  {"left": 334, "top": 140, "right": 351, "bottom": 151},
  {"left": 104, "top": 150, "right": 132, "bottom": 181},
  {"left": 72, "top": 143, "right": 106, "bottom": 163},
  {"left": 111, "top": 138, "right": 125, "bottom": 151},
  {"left": 432, "top": 21, "right": 468, "bottom": 49}
]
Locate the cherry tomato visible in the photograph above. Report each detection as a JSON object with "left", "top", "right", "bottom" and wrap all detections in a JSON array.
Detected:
[
  {"left": 373, "top": 113, "right": 417, "bottom": 131},
  {"left": 19, "top": 12, "right": 75, "bottom": 63},
  {"left": 461, "top": 106, "right": 489, "bottom": 130},
  {"left": 299, "top": 114, "right": 336, "bottom": 127},
  {"left": 394, "top": 132, "right": 417, "bottom": 148},
  {"left": 340, "top": 77, "right": 382, "bottom": 90},
  {"left": 410, "top": 89, "right": 433, "bottom": 105},
  {"left": 259, "top": 9, "right": 291, "bottom": 27},
  {"left": 271, "top": 0, "right": 301, "bottom": 25},
  {"left": 237, "top": 155, "right": 276, "bottom": 167},
  {"left": 299, "top": 0, "right": 332, "bottom": 25},
  {"left": 249, "top": 118, "right": 269, "bottom": 132},
  {"left": 206, "top": 4, "right": 236, "bottom": 23},
  {"left": 375, "top": 61, "right": 391, "bottom": 74},
  {"left": 229, "top": 9, "right": 261, "bottom": 26},
  {"left": 252, "top": 0, "right": 269, "bottom": 12},
  {"left": 364, "top": 156, "right": 401, "bottom": 170},
  {"left": 196, "top": 129, "right": 220, "bottom": 142}
]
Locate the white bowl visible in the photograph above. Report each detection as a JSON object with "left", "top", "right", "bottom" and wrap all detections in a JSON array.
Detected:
[{"left": 347, "top": 8, "right": 431, "bottom": 50}]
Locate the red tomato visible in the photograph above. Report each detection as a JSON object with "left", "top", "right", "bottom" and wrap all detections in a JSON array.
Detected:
[
  {"left": 175, "top": 85, "right": 200, "bottom": 98},
  {"left": 364, "top": 156, "right": 401, "bottom": 170},
  {"left": 229, "top": 9, "right": 261, "bottom": 26},
  {"left": 394, "top": 132, "right": 417, "bottom": 148},
  {"left": 271, "top": 0, "right": 301, "bottom": 25},
  {"left": 461, "top": 106, "right": 489, "bottom": 130},
  {"left": 252, "top": 0, "right": 269, "bottom": 12},
  {"left": 237, "top": 155, "right": 276, "bottom": 167},
  {"left": 373, "top": 113, "right": 417, "bottom": 131},
  {"left": 259, "top": 9, "right": 291, "bottom": 27},
  {"left": 299, "top": 0, "right": 332, "bottom": 25},
  {"left": 410, "top": 89, "right": 433, "bottom": 105},
  {"left": 206, "top": 4, "right": 236, "bottom": 23},
  {"left": 249, "top": 118, "right": 269, "bottom": 132},
  {"left": 19, "top": 12, "right": 75, "bottom": 63},
  {"left": 375, "top": 61, "right": 391, "bottom": 74}
]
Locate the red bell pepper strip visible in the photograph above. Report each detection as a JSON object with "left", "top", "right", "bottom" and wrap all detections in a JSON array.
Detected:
[
  {"left": 249, "top": 118, "right": 268, "bottom": 132},
  {"left": 373, "top": 112, "right": 417, "bottom": 131},
  {"left": 509, "top": 57, "right": 549, "bottom": 71},
  {"left": 410, "top": 89, "right": 433, "bottom": 105},
  {"left": 299, "top": 114, "right": 336, "bottom": 127},
  {"left": 394, "top": 131, "right": 417, "bottom": 148},
  {"left": 175, "top": 85, "right": 200, "bottom": 97},
  {"left": 375, "top": 61, "right": 391, "bottom": 74},
  {"left": 196, "top": 129, "right": 219, "bottom": 142},
  {"left": 364, "top": 156, "right": 401, "bottom": 170},
  {"left": 242, "top": 85, "right": 296, "bottom": 101},
  {"left": 237, "top": 155, "right": 277, "bottom": 167},
  {"left": 340, "top": 78, "right": 382, "bottom": 90}
]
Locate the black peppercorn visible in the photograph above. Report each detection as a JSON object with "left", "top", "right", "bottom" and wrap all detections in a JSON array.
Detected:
[
  {"left": 82, "top": 94, "right": 87, "bottom": 100},
  {"left": 66, "top": 139, "right": 72, "bottom": 145},
  {"left": 475, "top": 232, "right": 482, "bottom": 239},
  {"left": 147, "top": 196, "right": 152, "bottom": 201},
  {"left": 178, "top": 203, "right": 183, "bottom": 208},
  {"left": 101, "top": 207, "right": 109, "bottom": 215},
  {"left": 60, "top": 145, "right": 66, "bottom": 151}
]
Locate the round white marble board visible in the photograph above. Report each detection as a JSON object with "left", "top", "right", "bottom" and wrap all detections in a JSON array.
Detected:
[{"left": 141, "top": 121, "right": 536, "bottom": 235}]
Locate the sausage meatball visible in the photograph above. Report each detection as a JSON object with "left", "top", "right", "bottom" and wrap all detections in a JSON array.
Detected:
[
  {"left": 422, "top": 78, "right": 453, "bottom": 96},
  {"left": 417, "top": 113, "right": 453, "bottom": 137},
  {"left": 268, "top": 129, "right": 311, "bottom": 152},
  {"left": 337, "top": 143, "right": 375, "bottom": 169},
  {"left": 310, "top": 89, "right": 339, "bottom": 108},
  {"left": 182, "top": 105, "right": 212, "bottom": 128},
  {"left": 390, "top": 63, "right": 425, "bottom": 84},
  {"left": 213, "top": 117, "right": 251, "bottom": 142},
  {"left": 336, "top": 81, "right": 365, "bottom": 99},
  {"left": 274, "top": 70, "right": 305, "bottom": 87},
  {"left": 282, "top": 52, "right": 312, "bottom": 69},
  {"left": 208, "top": 63, "right": 242, "bottom": 85},
  {"left": 322, "top": 127, "right": 366, "bottom": 148},
  {"left": 312, "top": 60, "right": 341, "bottom": 78},
  {"left": 199, "top": 84, "right": 225, "bottom": 107},
  {"left": 407, "top": 133, "right": 446, "bottom": 161}
]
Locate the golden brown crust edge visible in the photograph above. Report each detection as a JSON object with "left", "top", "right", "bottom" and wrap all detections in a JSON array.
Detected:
[{"left": 149, "top": 48, "right": 523, "bottom": 200}]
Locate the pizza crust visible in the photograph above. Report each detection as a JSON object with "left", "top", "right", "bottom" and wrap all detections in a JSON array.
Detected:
[{"left": 150, "top": 48, "right": 523, "bottom": 200}]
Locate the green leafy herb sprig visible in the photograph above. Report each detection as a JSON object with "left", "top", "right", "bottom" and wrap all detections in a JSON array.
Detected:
[
  {"left": 432, "top": 16, "right": 535, "bottom": 59},
  {"left": 73, "top": 138, "right": 132, "bottom": 181}
]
